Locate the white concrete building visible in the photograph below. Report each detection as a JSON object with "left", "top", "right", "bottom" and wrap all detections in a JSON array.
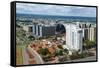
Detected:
[
  {"left": 23, "top": 25, "right": 33, "bottom": 32},
  {"left": 78, "top": 23, "right": 96, "bottom": 41},
  {"left": 88, "top": 27, "right": 96, "bottom": 41},
  {"left": 64, "top": 24, "right": 83, "bottom": 53}
]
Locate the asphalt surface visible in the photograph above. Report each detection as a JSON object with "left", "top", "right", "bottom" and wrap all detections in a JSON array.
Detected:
[
  {"left": 27, "top": 46, "right": 44, "bottom": 64},
  {"left": 65, "top": 56, "right": 97, "bottom": 62}
]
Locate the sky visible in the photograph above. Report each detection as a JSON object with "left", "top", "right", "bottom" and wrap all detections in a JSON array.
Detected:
[{"left": 16, "top": 3, "right": 96, "bottom": 17}]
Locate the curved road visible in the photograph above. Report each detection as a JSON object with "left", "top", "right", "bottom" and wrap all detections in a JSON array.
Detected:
[{"left": 27, "top": 46, "right": 44, "bottom": 64}]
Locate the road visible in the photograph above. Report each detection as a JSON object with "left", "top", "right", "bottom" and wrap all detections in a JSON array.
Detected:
[
  {"left": 22, "top": 46, "right": 44, "bottom": 65},
  {"left": 65, "top": 56, "right": 97, "bottom": 62},
  {"left": 27, "top": 46, "right": 44, "bottom": 64}
]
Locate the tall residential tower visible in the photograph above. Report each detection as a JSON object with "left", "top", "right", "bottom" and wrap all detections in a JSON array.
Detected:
[{"left": 65, "top": 24, "right": 83, "bottom": 53}]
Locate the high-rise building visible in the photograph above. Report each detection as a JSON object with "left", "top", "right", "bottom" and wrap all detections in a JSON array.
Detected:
[
  {"left": 65, "top": 24, "right": 83, "bottom": 52},
  {"left": 32, "top": 24, "right": 56, "bottom": 37},
  {"left": 88, "top": 27, "right": 96, "bottom": 41},
  {"left": 79, "top": 23, "right": 96, "bottom": 41},
  {"left": 79, "top": 23, "right": 91, "bottom": 28}
]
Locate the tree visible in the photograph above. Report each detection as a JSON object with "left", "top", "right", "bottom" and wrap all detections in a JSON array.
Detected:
[
  {"left": 84, "top": 39, "right": 96, "bottom": 49},
  {"left": 63, "top": 41, "right": 66, "bottom": 45},
  {"left": 38, "top": 48, "right": 50, "bottom": 55},
  {"left": 57, "top": 45, "right": 63, "bottom": 49},
  {"left": 16, "top": 23, "right": 21, "bottom": 28},
  {"left": 55, "top": 49, "right": 63, "bottom": 56},
  {"left": 63, "top": 49, "right": 69, "bottom": 54},
  {"left": 28, "top": 35, "right": 35, "bottom": 40}
]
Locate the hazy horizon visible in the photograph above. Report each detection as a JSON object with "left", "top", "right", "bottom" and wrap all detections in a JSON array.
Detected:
[{"left": 16, "top": 3, "right": 96, "bottom": 17}]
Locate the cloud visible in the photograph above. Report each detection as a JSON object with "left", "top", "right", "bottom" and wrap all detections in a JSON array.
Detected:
[{"left": 16, "top": 3, "right": 96, "bottom": 17}]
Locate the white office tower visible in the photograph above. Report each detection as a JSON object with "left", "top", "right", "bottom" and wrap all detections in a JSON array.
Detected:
[{"left": 65, "top": 24, "right": 83, "bottom": 54}]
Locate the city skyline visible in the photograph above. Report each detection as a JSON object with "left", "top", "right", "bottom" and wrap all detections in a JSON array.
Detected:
[
  {"left": 10, "top": 1, "right": 97, "bottom": 66},
  {"left": 16, "top": 3, "right": 96, "bottom": 17}
]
